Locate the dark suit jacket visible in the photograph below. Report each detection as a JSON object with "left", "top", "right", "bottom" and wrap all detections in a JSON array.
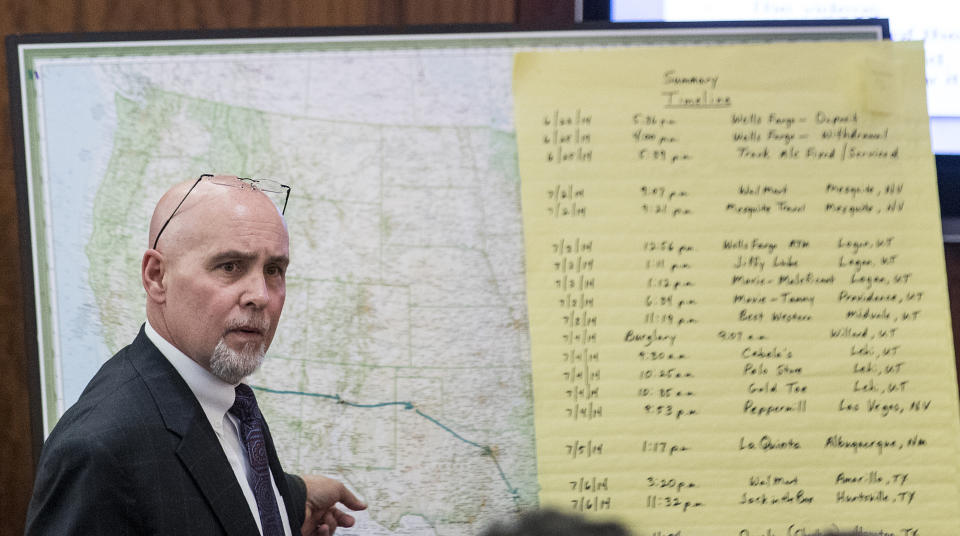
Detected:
[{"left": 25, "top": 326, "right": 306, "bottom": 535}]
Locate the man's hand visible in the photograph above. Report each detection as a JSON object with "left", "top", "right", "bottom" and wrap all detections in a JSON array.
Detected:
[{"left": 300, "top": 475, "right": 367, "bottom": 536}]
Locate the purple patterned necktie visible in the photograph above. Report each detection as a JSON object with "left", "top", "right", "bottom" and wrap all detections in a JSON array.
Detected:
[{"left": 230, "top": 383, "right": 285, "bottom": 536}]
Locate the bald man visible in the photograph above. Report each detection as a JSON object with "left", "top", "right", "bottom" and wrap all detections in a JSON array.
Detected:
[{"left": 25, "top": 175, "right": 365, "bottom": 536}]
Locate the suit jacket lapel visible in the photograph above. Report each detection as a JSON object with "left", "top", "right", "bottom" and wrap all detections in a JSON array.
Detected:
[
  {"left": 127, "top": 327, "right": 261, "bottom": 536},
  {"left": 177, "top": 421, "right": 261, "bottom": 535}
]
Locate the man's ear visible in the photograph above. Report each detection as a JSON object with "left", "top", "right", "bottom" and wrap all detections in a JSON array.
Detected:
[{"left": 142, "top": 249, "right": 167, "bottom": 304}]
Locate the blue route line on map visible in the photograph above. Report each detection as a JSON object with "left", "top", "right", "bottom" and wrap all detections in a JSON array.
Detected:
[{"left": 251, "top": 385, "right": 521, "bottom": 503}]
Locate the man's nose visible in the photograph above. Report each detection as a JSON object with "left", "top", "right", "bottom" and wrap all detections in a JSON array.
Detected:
[{"left": 241, "top": 271, "right": 269, "bottom": 308}]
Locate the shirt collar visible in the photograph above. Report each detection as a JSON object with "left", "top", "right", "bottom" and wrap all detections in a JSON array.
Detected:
[{"left": 144, "top": 321, "right": 236, "bottom": 432}]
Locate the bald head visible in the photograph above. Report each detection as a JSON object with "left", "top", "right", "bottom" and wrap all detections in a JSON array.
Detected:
[
  {"left": 142, "top": 174, "right": 289, "bottom": 380},
  {"left": 149, "top": 174, "right": 285, "bottom": 254},
  {"left": 148, "top": 177, "right": 199, "bottom": 251}
]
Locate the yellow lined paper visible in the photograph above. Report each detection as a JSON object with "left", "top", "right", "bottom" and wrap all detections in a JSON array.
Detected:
[{"left": 514, "top": 41, "right": 960, "bottom": 535}]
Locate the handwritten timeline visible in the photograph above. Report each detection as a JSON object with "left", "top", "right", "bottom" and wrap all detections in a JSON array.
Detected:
[{"left": 514, "top": 42, "right": 960, "bottom": 535}]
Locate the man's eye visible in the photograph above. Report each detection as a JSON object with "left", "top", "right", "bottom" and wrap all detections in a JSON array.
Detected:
[
  {"left": 220, "top": 262, "right": 241, "bottom": 273},
  {"left": 266, "top": 265, "right": 285, "bottom": 277}
]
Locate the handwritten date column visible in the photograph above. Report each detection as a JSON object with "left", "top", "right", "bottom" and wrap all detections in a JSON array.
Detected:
[{"left": 539, "top": 108, "right": 612, "bottom": 513}]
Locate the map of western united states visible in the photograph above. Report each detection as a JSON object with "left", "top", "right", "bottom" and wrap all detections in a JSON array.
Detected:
[{"left": 82, "top": 52, "right": 537, "bottom": 535}]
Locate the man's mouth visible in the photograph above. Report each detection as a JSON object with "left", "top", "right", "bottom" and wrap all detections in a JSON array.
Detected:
[
  {"left": 225, "top": 317, "right": 269, "bottom": 338},
  {"left": 228, "top": 327, "right": 264, "bottom": 337}
]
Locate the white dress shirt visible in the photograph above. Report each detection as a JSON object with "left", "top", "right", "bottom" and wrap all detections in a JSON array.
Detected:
[{"left": 145, "top": 322, "right": 293, "bottom": 536}]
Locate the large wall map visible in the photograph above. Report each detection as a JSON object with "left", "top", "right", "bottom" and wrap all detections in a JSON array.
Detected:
[{"left": 13, "top": 27, "right": 883, "bottom": 535}]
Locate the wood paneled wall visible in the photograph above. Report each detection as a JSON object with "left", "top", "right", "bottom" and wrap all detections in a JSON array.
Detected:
[{"left": 0, "top": 3, "right": 571, "bottom": 534}]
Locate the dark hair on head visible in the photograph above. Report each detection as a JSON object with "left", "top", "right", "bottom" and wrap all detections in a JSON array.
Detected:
[{"left": 478, "top": 509, "right": 631, "bottom": 536}]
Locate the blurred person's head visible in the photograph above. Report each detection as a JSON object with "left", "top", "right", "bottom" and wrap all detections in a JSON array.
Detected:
[{"left": 479, "top": 509, "right": 631, "bottom": 536}]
